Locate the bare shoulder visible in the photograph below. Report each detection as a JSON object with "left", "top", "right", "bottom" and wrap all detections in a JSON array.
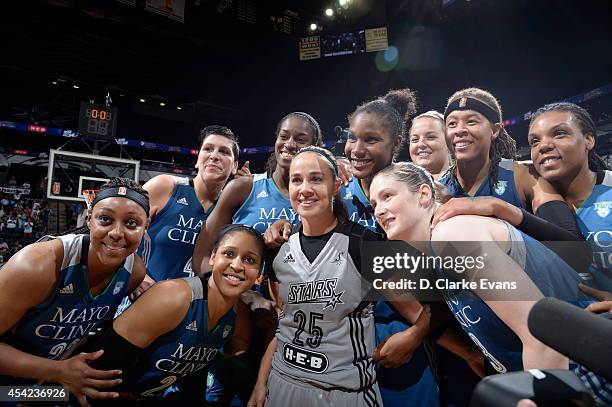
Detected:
[
  {"left": 514, "top": 161, "right": 563, "bottom": 209},
  {"left": 142, "top": 175, "right": 177, "bottom": 214},
  {"left": 217, "top": 176, "right": 254, "bottom": 210},
  {"left": 138, "top": 278, "right": 192, "bottom": 314},
  {"left": 514, "top": 161, "right": 538, "bottom": 196},
  {"left": 0, "top": 239, "right": 63, "bottom": 287},
  {"left": 114, "top": 278, "right": 192, "bottom": 346},
  {"left": 224, "top": 176, "right": 254, "bottom": 199},
  {"left": 143, "top": 174, "right": 177, "bottom": 194},
  {"left": 0, "top": 239, "right": 64, "bottom": 332},
  {"left": 432, "top": 215, "right": 508, "bottom": 242}
]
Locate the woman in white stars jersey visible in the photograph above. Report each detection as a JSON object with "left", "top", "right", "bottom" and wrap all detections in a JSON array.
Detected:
[{"left": 247, "top": 147, "right": 438, "bottom": 407}]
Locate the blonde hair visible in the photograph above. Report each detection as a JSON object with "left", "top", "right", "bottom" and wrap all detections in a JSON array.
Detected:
[{"left": 375, "top": 162, "right": 438, "bottom": 208}]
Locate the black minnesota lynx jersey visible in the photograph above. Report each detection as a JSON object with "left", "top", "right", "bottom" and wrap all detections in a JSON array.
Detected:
[{"left": 269, "top": 221, "right": 383, "bottom": 394}]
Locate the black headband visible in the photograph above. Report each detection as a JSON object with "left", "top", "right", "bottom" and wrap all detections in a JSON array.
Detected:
[
  {"left": 295, "top": 147, "right": 338, "bottom": 176},
  {"left": 444, "top": 97, "right": 500, "bottom": 124},
  {"left": 92, "top": 187, "right": 150, "bottom": 216}
]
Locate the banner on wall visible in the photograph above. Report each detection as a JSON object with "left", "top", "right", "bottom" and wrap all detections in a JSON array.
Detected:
[
  {"left": 299, "top": 36, "right": 321, "bottom": 61},
  {"left": 145, "top": 0, "right": 186, "bottom": 22},
  {"left": 365, "top": 27, "right": 388, "bottom": 52}
]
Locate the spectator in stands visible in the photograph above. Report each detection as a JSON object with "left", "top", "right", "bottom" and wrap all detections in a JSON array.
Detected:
[
  {"left": 8, "top": 176, "right": 16, "bottom": 187},
  {"left": 5, "top": 216, "right": 16, "bottom": 232},
  {"left": 11, "top": 240, "right": 22, "bottom": 255},
  {"left": 23, "top": 218, "right": 33, "bottom": 239}
]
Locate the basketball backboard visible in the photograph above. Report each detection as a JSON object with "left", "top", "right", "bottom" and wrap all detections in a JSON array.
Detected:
[{"left": 46, "top": 149, "right": 140, "bottom": 202}]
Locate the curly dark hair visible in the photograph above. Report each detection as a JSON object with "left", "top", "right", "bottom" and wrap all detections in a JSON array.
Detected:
[{"left": 348, "top": 88, "right": 418, "bottom": 160}]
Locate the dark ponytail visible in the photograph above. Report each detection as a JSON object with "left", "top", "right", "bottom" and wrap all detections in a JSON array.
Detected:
[{"left": 348, "top": 89, "right": 418, "bottom": 160}]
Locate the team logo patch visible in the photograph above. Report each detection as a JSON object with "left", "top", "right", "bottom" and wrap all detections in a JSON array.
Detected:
[
  {"left": 459, "top": 97, "right": 468, "bottom": 107},
  {"left": 494, "top": 180, "right": 508, "bottom": 195},
  {"left": 113, "top": 281, "right": 125, "bottom": 295},
  {"left": 222, "top": 325, "right": 232, "bottom": 339},
  {"left": 118, "top": 187, "right": 127, "bottom": 195},
  {"left": 330, "top": 251, "right": 344, "bottom": 266},
  {"left": 287, "top": 278, "right": 344, "bottom": 310},
  {"left": 594, "top": 201, "right": 612, "bottom": 218},
  {"left": 283, "top": 252, "right": 295, "bottom": 263},
  {"left": 59, "top": 283, "right": 74, "bottom": 294},
  {"left": 283, "top": 343, "right": 329, "bottom": 373}
]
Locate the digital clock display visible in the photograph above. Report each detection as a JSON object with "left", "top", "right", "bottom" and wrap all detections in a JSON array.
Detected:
[{"left": 78, "top": 102, "right": 118, "bottom": 140}]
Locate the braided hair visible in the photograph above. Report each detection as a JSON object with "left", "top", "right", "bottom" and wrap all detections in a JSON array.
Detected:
[
  {"left": 348, "top": 89, "right": 418, "bottom": 160},
  {"left": 529, "top": 102, "right": 609, "bottom": 171},
  {"left": 445, "top": 88, "right": 517, "bottom": 189}
]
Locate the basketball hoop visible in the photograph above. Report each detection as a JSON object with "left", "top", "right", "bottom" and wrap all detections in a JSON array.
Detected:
[{"left": 81, "top": 189, "right": 98, "bottom": 210}]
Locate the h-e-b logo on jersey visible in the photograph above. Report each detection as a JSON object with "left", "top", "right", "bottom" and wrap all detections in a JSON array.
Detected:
[{"left": 287, "top": 278, "right": 344, "bottom": 310}]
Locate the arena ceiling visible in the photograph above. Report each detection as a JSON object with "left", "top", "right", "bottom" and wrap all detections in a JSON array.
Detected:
[{"left": 1, "top": 0, "right": 611, "bottom": 158}]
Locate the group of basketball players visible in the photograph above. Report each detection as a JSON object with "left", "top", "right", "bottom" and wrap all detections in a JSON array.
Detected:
[{"left": 1, "top": 86, "right": 611, "bottom": 407}]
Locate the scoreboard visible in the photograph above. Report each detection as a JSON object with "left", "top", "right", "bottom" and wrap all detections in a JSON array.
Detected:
[{"left": 78, "top": 102, "right": 118, "bottom": 140}]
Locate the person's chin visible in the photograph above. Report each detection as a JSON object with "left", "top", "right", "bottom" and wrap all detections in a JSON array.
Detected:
[
  {"left": 537, "top": 167, "right": 565, "bottom": 182},
  {"left": 352, "top": 167, "right": 374, "bottom": 180},
  {"left": 297, "top": 205, "right": 325, "bottom": 219},
  {"left": 453, "top": 149, "right": 478, "bottom": 162},
  {"left": 201, "top": 171, "right": 228, "bottom": 183},
  {"left": 415, "top": 157, "right": 430, "bottom": 167},
  {"left": 219, "top": 283, "right": 244, "bottom": 299},
  {"left": 98, "top": 253, "right": 125, "bottom": 268}
]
